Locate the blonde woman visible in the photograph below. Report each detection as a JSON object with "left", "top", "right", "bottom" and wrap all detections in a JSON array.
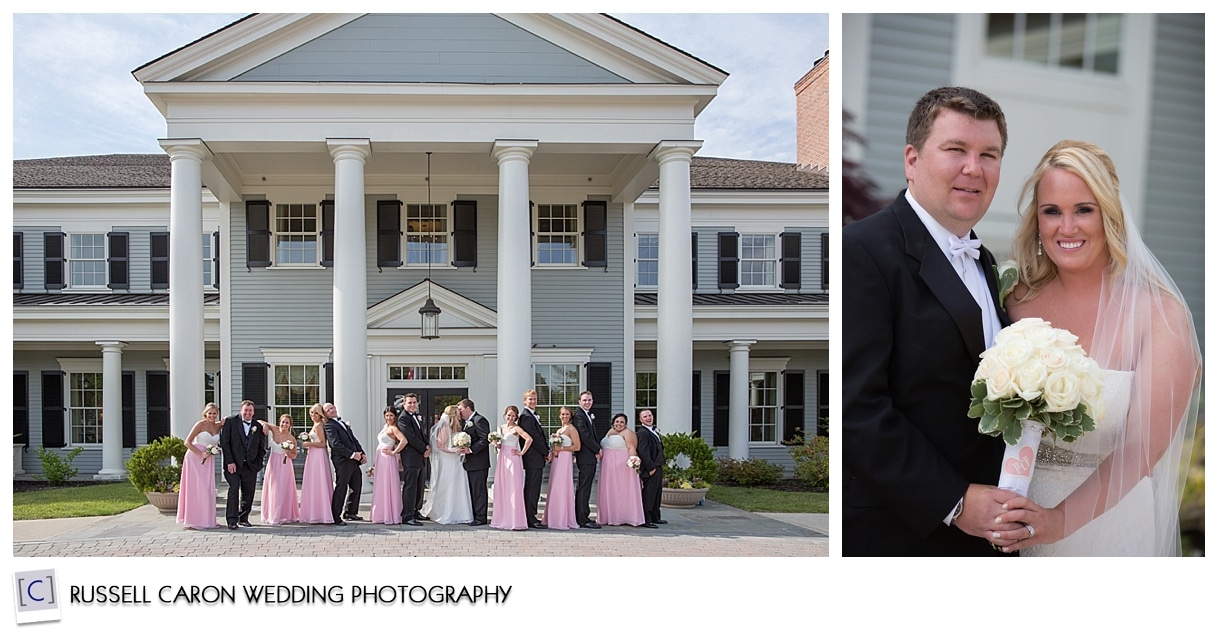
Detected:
[
  {"left": 258, "top": 414, "right": 300, "bottom": 525},
  {"left": 422, "top": 404, "right": 474, "bottom": 524},
  {"left": 298, "top": 403, "right": 333, "bottom": 524},
  {"left": 177, "top": 402, "right": 224, "bottom": 529}
]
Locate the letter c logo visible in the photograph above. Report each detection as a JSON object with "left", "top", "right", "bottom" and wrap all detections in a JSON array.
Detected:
[{"left": 26, "top": 579, "right": 45, "bottom": 602}]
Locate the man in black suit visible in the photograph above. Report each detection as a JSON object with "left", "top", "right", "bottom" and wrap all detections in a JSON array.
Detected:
[
  {"left": 572, "top": 390, "right": 601, "bottom": 529},
  {"left": 219, "top": 400, "right": 267, "bottom": 530},
  {"left": 517, "top": 389, "right": 550, "bottom": 529},
  {"left": 323, "top": 402, "right": 367, "bottom": 526},
  {"left": 395, "top": 393, "right": 430, "bottom": 525},
  {"left": 456, "top": 398, "right": 491, "bottom": 526},
  {"left": 843, "top": 86, "right": 1022, "bottom": 556},
  {"left": 636, "top": 409, "right": 665, "bottom": 527}
]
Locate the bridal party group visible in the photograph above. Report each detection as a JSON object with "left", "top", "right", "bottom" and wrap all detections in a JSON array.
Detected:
[{"left": 175, "top": 389, "right": 668, "bottom": 532}]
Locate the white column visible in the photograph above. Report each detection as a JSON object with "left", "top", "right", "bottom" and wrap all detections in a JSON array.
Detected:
[
  {"left": 492, "top": 140, "right": 537, "bottom": 415},
  {"left": 328, "top": 139, "right": 372, "bottom": 430},
  {"left": 160, "top": 139, "right": 210, "bottom": 440},
  {"left": 651, "top": 141, "right": 701, "bottom": 435},
  {"left": 726, "top": 340, "right": 756, "bottom": 460},
  {"left": 95, "top": 341, "right": 127, "bottom": 479}
]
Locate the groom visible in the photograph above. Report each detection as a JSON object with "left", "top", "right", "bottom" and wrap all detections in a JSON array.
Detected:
[
  {"left": 219, "top": 400, "right": 267, "bottom": 530},
  {"left": 456, "top": 398, "right": 491, "bottom": 526},
  {"left": 843, "top": 86, "right": 1021, "bottom": 556},
  {"left": 396, "top": 393, "right": 430, "bottom": 526}
]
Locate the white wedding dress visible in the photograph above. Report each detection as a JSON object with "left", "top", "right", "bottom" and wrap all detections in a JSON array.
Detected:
[
  {"left": 1025, "top": 370, "right": 1151, "bottom": 556},
  {"left": 422, "top": 416, "right": 474, "bottom": 525}
]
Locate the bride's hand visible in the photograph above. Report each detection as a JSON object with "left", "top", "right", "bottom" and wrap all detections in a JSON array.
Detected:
[{"left": 990, "top": 496, "right": 1065, "bottom": 553}]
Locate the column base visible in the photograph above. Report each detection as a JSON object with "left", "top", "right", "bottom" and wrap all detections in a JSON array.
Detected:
[{"left": 93, "top": 470, "right": 128, "bottom": 481}]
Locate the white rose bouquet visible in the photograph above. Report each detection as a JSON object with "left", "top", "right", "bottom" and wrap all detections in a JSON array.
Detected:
[
  {"left": 202, "top": 443, "right": 221, "bottom": 463},
  {"left": 366, "top": 465, "right": 375, "bottom": 478},
  {"left": 626, "top": 455, "right": 641, "bottom": 473},
  {"left": 297, "top": 431, "right": 310, "bottom": 446},
  {"left": 487, "top": 431, "right": 502, "bottom": 452},
  {"left": 451, "top": 431, "right": 471, "bottom": 449},
  {"left": 279, "top": 440, "right": 294, "bottom": 464},
  {"left": 549, "top": 433, "right": 564, "bottom": 448},
  {"left": 967, "top": 317, "right": 1104, "bottom": 495}
]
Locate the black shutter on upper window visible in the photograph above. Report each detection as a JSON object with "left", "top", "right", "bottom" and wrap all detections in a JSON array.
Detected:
[
  {"left": 246, "top": 200, "right": 272, "bottom": 268},
  {"left": 712, "top": 371, "right": 730, "bottom": 447},
  {"left": 780, "top": 231, "right": 802, "bottom": 289},
  {"left": 41, "top": 371, "right": 66, "bottom": 448},
  {"left": 14, "top": 233, "right": 24, "bottom": 290},
  {"left": 324, "top": 362, "right": 335, "bottom": 405},
  {"left": 212, "top": 231, "right": 221, "bottom": 289},
  {"left": 582, "top": 200, "right": 607, "bottom": 268},
  {"left": 376, "top": 200, "right": 402, "bottom": 269},
  {"left": 107, "top": 232, "right": 130, "bottom": 289},
  {"left": 821, "top": 232, "right": 828, "bottom": 291},
  {"left": 691, "top": 232, "right": 698, "bottom": 290},
  {"left": 451, "top": 199, "right": 478, "bottom": 268},
  {"left": 15, "top": 372, "right": 29, "bottom": 449},
  {"left": 145, "top": 371, "right": 170, "bottom": 441},
  {"left": 783, "top": 370, "right": 805, "bottom": 443},
  {"left": 587, "top": 362, "right": 612, "bottom": 439},
  {"left": 150, "top": 232, "right": 169, "bottom": 289},
  {"left": 320, "top": 200, "right": 335, "bottom": 267},
  {"left": 44, "top": 232, "right": 66, "bottom": 290},
  {"left": 691, "top": 370, "right": 702, "bottom": 435},
  {"left": 242, "top": 363, "right": 270, "bottom": 419},
  {"left": 122, "top": 371, "right": 136, "bottom": 449},
  {"left": 717, "top": 232, "right": 739, "bottom": 289},
  {"left": 529, "top": 201, "right": 536, "bottom": 268}
]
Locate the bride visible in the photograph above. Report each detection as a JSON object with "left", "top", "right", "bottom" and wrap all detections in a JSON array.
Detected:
[
  {"left": 422, "top": 404, "right": 474, "bottom": 524},
  {"left": 992, "top": 140, "right": 1200, "bottom": 556}
]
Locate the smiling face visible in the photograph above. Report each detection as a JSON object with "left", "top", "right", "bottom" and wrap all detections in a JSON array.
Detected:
[
  {"left": 639, "top": 409, "right": 654, "bottom": 427},
  {"left": 504, "top": 408, "right": 518, "bottom": 424},
  {"left": 278, "top": 415, "right": 293, "bottom": 432},
  {"left": 523, "top": 392, "right": 537, "bottom": 410},
  {"left": 905, "top": 109, "right": 1003, "bottom": 236},
  {"left": 322, "top": 403, "right": 337, "bottom": 419},
  {"left": 559, "top": 407, "right": 572, "bottom": 425},
  {"left": 579, "top": 392, "right": 593, "bottom": 410},
  {"left": 612, "top": 415, "right": 627, "bottom": 432},
  {"left": 1036, "top": 168, "right": 1109, "bottom": 276},
  {"left": 384, "top": 410, "right": 397, "bottom": 426}
]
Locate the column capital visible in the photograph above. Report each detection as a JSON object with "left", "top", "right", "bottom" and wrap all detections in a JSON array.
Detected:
[
  {"left": 96, "top": 340, "right": 128, "bottom": 351},
  {"left": 725, "top": 339, "right": 757, "bottom": 351},
  {"left": 491, "top": 139, "right": 538, "bottom": 163},
  {"left": 158, "top": 138, "right": 211, "bottom": 162},
  {"left": 650, "top": 140, "right": 702, "bottom": 164},
  {"left": 327, "top": 138, "right": 372, "bottom": 163}
]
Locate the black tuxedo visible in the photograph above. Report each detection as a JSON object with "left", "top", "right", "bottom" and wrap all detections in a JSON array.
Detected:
[
  {"left": 396, "top": 410, "right": 429, "bottom": 520},
  {"left": 219, "top": 414, "right": 267, "bottom": 527},
  {"left": 517, "top": 408, "right": 549, "bottom": 525},
  {"left": 460, "top": 412, "right": 491, "bottom": 522},
  {"left": 636, "top": 423, "right": 664, "bottom": 525},
  {"left": 843, "top": 192, "right": 1011, "bottom": 556},
  {"left": 325, "top": 416, "right": 366, "bottom": 522},
  {"left": 572, "top": 407, "right": 601, "bottom": 525}
]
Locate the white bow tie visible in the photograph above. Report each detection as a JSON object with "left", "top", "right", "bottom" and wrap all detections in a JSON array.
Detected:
[{"left": 949, "top": 235, "right": 982, "bottom": 262}]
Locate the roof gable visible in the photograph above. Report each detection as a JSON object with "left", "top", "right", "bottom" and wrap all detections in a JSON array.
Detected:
[{"left": 366, "top": 281, "right": 497, "bottom": 331}]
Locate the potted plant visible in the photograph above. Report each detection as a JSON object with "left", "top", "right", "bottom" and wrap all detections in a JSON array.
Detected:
[
  {"left": 659, "top": 432, "right": 717, "bottom": 508},
  {"left": 126, "top": 435, "right": 188, "bottom": 513},
  {"left": 14, "top": 433, "right": 26, "bottom": 476}
]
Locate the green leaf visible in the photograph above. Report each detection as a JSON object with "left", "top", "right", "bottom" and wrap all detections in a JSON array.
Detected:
[{"left": 1001, "top": 419, "right": 1023, "bottom": 446}]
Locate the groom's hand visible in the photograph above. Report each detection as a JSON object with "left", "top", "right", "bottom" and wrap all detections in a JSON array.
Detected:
[
  {"left": 955, "top": 484, "right": 1022, "bottom": 539},
  {"left": 989, "top": 496, "right": 1065, "bottom": 553}
]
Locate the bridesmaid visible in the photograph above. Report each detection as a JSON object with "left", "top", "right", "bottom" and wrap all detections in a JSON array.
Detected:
[
  {"left": 177, "top": 402, "right": 223, "bottom": 529},
  {"left": 298, "top": 403, "right": 334, "bottom": 524},
  {"left": 595, "top": 413, "right": 646, "bottom": 527},
  {"left": 541, "top": 406, "right": 580, "bottom": 530},
  {"left": 370, "top": 406, "right": 407, "bottom": 525},
  {"left": 489, "top": 405, "right": 531, "bottom": 530},
  {"left": 259, "top": 415, "right": 300, "bottom": 525}
]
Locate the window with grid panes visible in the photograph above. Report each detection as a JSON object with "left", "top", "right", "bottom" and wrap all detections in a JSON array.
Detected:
[
  {"left": 273, "top": 364, "right": 320, "bottom": 435},
  {"left": 274, "top": 203, "right": 319, "bottom": 265},
  {"left": 536, "top": 204, "right": 580, "bottom": 265},
  {"left": 534, "top": 364, "right": 581, "bottom": 435}
]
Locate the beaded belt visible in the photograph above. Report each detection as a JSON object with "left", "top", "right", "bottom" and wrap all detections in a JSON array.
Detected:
[{"left": 1036, "top": 443, "right": 1101, "bottom": 468}]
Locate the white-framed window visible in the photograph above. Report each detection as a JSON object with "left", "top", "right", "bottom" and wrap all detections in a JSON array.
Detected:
[
  {"left": 202, "top": 233, "right": 214, "bottom": 287},
  {"left": 389, "top": 365, "right": 467, "bottom": 381},
  {"left": 534, "top": 363, "right": 582, "bottom": 435},
  {"left": 535, "top": 203, "right": 580, "bottom": 266},
  {"left": 635, "top": 371, "right": 658, "bottom": 423},
  {"left": 636, "top": 233, "right": 658, "bottom": 288},
  {"left": 272, "top": 364, "right": 320, "bottom": 435},
  {"left": 405, "top": 203, "right": 449, "bottom": 265},
  {"left": 69, "top": 371, "right": 104, "bottom": 446},
  {"left": 986, "top": 13, "right": 1121, "bottom": 74},
  {"left": 274, "top": 203, "right": 319, "bottom": 265},
  {"left": 68, "top": 233, "right": 106, "bottom": 288},
  {"left": 748, "top": 371, "right": 779, "bottom": 443},
  {"left": 740, "top": 234, "right": 778, "bottom": 288}
]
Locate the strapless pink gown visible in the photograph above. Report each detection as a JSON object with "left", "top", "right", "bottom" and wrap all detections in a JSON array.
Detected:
[
  {"left": 370, "top": 430, "right": 403, "bottom": 524},
  {"left": 177, "top": 433, "right": 219, "bottom": 529},
  {"left": 541, "top": 446, "right": 578, "bottom": 530},
  {"left": 490, "top": 434, "right": 528, "bottom": 530},
  {"left": 260, "top": 443, "right": 300, "bottom": 525},
  {"left": 298, "top": 433, "right": 334, "bottom": 524},
  {"left": 595, "top": 440, "right": 645, "bottom": 526}
]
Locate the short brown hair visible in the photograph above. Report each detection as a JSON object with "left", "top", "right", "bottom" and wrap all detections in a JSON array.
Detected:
[{"left": 906, "top": 86, "right": 1007, "bottom": 154}]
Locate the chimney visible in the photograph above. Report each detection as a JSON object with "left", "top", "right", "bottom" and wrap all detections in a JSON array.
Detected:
[{"left": 795, "top": 50, "right": 829, "bottom": 171}]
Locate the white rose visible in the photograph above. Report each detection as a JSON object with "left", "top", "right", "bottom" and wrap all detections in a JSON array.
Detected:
[
  {"left": 1054, "top": 328, "right": 1080, "bottom": 347},
  {"left": 1042, "top": 371, "right": 1082, "bottom": 413},
  {"left": 1021, "top": 322, "right": 1057, "bottom": 349},
  {"left": 993, "top": 335, "right": 1034, "bottom": 368},
  {"left": 1012, "top": 358, "right": 1048, "bottom": 401},
  {"left": 975, "top": 356, "right": 996, "bottom": 381},
  {"left": 986, "top": 365, "right": 1017, "bottom": 400},
  {"left": 1039, "top": 346, "right": 1068, "bottom": 371}
]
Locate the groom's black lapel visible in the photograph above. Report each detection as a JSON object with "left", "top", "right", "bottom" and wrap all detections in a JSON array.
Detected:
[{"left": 979, "top": 245, "right": 1012, "bottom": 327}]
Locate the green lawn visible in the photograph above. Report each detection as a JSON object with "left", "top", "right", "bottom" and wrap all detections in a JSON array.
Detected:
[
  {"left": 706, "top": 486, "right": 828, "bottom": 513},
  {"left": 13, "top": 483, "right": 148, "bottom": 520}
]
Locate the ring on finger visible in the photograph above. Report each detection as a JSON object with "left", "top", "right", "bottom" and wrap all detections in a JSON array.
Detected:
[{"left": 1026, "top": 523, "right": 1036, "bottom": 539}]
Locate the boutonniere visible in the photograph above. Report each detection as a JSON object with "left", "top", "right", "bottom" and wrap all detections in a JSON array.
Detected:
[
  {"left": 994, "top": 260, "right": 1018, "bottom": 312},
  {"left": 589, "top": 413, "right": 595, "bottom": 421},
  {"left": 464, "top": 420, "right": 473, "bottom": 428}
]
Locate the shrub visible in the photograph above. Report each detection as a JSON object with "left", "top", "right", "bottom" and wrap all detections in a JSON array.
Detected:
[
  {"left": 716, "top": 457, "right": 784, "bottom": 487},
  {"left": 660, "top": 432, "right": 718, "bottom": 488},
  {"left": 788, "top": 430, "right": 829, "bottom": 489},
  {"left": 36, "top": 446, "right": 84, "bottom": 485},
  {"left": 126, "top": 435, "right": 188, "bottom": 493}
]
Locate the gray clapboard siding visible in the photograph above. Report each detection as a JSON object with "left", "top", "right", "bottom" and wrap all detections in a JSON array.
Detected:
[
  {"left": 16, "top": 226, "right": 58, "bottom": 291},
  {"left": 787, "top": 225, "right": 826, "bottom": 292},
  {"left": 693, "top": 226, "right": 732, "bottom": 294},
  {"left": 112, "top": 226, "right": 165, "bottom": 292}
]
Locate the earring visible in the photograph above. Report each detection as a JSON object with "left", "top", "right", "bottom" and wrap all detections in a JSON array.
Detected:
[{"left": 1037, "top": 237, "right": 1043, "bottom": 256}]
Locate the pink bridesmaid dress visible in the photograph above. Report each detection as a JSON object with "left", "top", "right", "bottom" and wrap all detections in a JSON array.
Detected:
[
  {"left": 490, "top": 432, "right": 529, "bottom": 530},
  {"left": 298, "top": 430, "right": 334, "bottom": 524},
  {"left": 177, "top": 431, "right": 219, "bottom": 529},
  {"left": 541, "top": 433, "right": 578, "bottom": 530},
  {"left": 369, "top": 427, "right": 403, "bottom": 524},
  {"left": 260, "top": 439, "right": 300, "bottom": 525},
  {"left": 595, "top": 435, "right": 645, "bottom": 526}
]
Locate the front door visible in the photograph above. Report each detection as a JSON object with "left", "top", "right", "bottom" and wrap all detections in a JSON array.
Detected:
[{"left": 386, "top": 388, "right": 467, "bottom": 434}]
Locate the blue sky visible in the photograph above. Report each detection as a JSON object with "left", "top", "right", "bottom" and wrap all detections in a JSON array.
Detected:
[{"left": 10, "top": 13, "right": 828, "bottom": 163}]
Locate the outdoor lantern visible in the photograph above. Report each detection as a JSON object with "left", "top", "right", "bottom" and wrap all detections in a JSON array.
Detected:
[{"left": 419, "top": 295, "right": 441, "bottom": 339}]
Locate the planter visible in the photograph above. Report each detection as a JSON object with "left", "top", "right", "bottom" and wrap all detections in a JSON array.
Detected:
[
  {"left": 145, "top": 491, "right": 179, "bottom": 514},
  {"left": 14, "top": 444, "right": 26, "bottom": 476},
  {"left": 661, "top": 486, "right": 709, "bottom": 508}
]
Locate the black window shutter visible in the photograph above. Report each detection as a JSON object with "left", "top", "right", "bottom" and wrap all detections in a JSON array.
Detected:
[
  {"left": 821, "top": 232, "right": 828, "bottom": 291},
  {"left": 324, "top": 362, "right": 335, "bottom": 404},
  {"left": 691, "top": 370, "right": 702, "bottom": 435},
  {"left": 107, "top": 231, "right": 130, "bottom": 289},
  {"left": 41, "top": 371, "right": 66, "bottom": 448},
  {"left": 451, "top": 199, "right": 478, "bottom": 268},
  {"left": 717, "top": 232, "right": 739, "bottom": 289},
  {"left": 529, "top": 201, "right": 536, "bottom": 268},
  {"left": 122, "top": 371, "right": 136, "bottom": 449},
  {"left": 377, "top": 200, "right": 402, "bottom": 268},
  {"left": 817, "top": 372, "right": 829, "bottom": 436},
  {"left": 15, "top": 372, "right": 29, "bottom": 448},
  {"left": 691, "top": 232, "right": 698, "bottom": 290},
  {"left": 14, "top": 232, "right": 23, "bottom": 290},
  {"left": 582, "top": 200, "right": 607, "bottom": 267},
  {"left": 44, "top": 232, "right": 66, "bottom": 290},
  {"left": 242, "top": 362, "right": 270, "bottom": 419},
  {"left": 586, "top": 362, "right": 612, "bottom": 439},
  {"left": 780, "top": 231, "right": 802, "bottom": 289},
  {"left": 246, "top": 200, "right": 272, "bottom": 268},
  {"left": 145, "top": 371, "right": 170, "bottom": 441},
  {"left": 712, "top": 371, "right": 730, "bottom": 447},
  {"left": 150, "top": 232, "right": 170, "bottom": 289},
  {"left": 212, "top": 231, "right": 221, "bottom": 289},
  {"left": 783, "top": 371, "right": 805, "bottom": 443},
  {"left": 320, "top": 200, "right": 335, "bottom": 267}
]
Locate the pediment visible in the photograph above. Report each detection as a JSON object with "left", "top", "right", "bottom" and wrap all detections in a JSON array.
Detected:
[{"left": 366, "top": 281, "right": 497, "bottom": 331}]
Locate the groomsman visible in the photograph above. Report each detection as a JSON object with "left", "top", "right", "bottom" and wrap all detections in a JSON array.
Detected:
[
  {"left": 636, "top": 409, "right": 666, "bottom": 527},
  {"left": 518, "top": 389, "right": 550, "bottom": 529},
  {"left": 396, "top": 393, "right": 430, "bottom": 525},
  {"left": 572, "top": 390, "right": 601, "bottom": 529},
  {"left": 218, "top": 400, "right": 267, "bottom": 530},
  {"left": 323, "top": 402, "right": 367, "bottom": 525},
  {"left": 456, "top": 398, "right": 491, "bottom": 526}
]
